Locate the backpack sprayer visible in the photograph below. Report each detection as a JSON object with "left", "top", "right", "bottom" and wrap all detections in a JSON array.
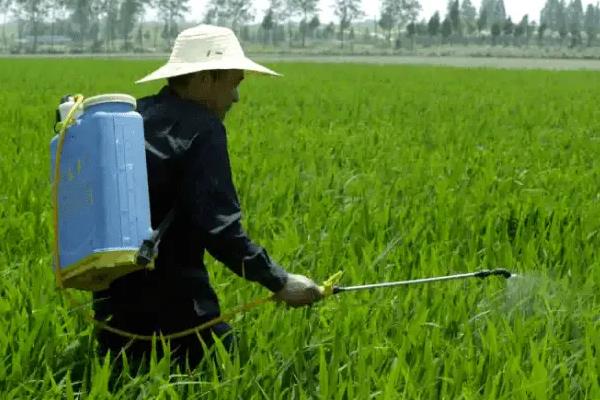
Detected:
[
  {"left": 51, "top": 94, "right": 166, "bottom": 291},
  {"left": 50, "top": 93, "right": 514, "bottom": 340}
]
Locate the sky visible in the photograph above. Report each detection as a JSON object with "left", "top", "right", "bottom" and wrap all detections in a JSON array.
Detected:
[{"left": 180, "top": 0, "right": 600, "bottom": 24}]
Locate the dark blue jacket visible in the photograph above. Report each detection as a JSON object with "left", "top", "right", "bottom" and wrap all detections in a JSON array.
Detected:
[{"left": 93, "top": 86, "right": 288, "bottom": 337}]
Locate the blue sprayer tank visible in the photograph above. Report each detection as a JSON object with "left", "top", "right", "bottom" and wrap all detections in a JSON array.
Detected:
[{"left": 50, "top": 94, "right": 154, "bottom": 291}]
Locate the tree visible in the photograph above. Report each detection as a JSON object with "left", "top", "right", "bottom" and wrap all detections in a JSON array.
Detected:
[
  {"left": 47, "top": 0, "right": 67, "bottom": 51},
  {"left": 157, "top": 0, "right": 189, "bottom": 47},
  {"left": 502, "top": 17, "right": 514, "bottom": 41},
  {"left": 479, "top": 0, "right": 505, "bottom": 32},
  {"left": 261, "top": 0, "right": 285, "bottom": 45},
  {"left": 89, "top": 0, "right": 104, "bottom": 49},
  {"left": 14, "top": 0, "right": 51, "bottom": 52},
  {"left": 362, "top": 26, "right": 370, "bottom": 42},
  {"left": 428, "top": 11, "right": 440, "bottom": 37},
  {"left": 479, "top": 0, "right": 508, "bottom": 44},
  {"left": 477, "top": 5, "right": 488, "bottom": 35},
  {"left": 461, "top": 0, "right": 477, "bottom": 34},
  {"left": 441, "top": 16, "right": 452, "bottom": 42},
  {"left": 557, "top": 0, "right": 568, "bottom": 44},
  {"left": 230, "top": 0, "right": 254, "bottom": 34},
  {"left": 261, "top": 8, "right": 275, "bottom": 44},
  {"left": 538, "top": 23, "right": 548, "bottom": 46},
  {"left": 514, "top": 14, "right": 529, "bottom": 46},
  {"left": 333, "top": 0, "right": 362, "bottom": 49},
  {"left": 527, "top": 20, "right": 537, "bottom": 45},
  {"left": 541, "top": 0, "right": 561, "bottom": 31},
  {"left": 415, "top": 18, "right": 428, "bottom": 35},
  {"left": 65, "top": 0, "right": 105, "bottom": 50},
  {"left": 401, "top": 0, "right": 422, "bottom": 28},
  {"left": 118, "top": 0, "right": 142, "bottom": 50},
  {"left": 282, "top": 0, "right": 298, "bottom": 47},
  {"left": 135, "top": 23, "right": 143, "bottom": 49},
  {"left": 584, "top": 3, "right": 599, "bottom": 46},
  {"left": 378, "top": 5, "right": 394, "bottom": 42},
  {"left": 290, "top": 0, "right": 318, "bottom": 47},
  {"left": 406, "top": 19, "right": 425, "bottom": 49},
  {"left": 406, "top": 20, "right": 416, "bottom": 48},
  {"left": 267, "top": 0, "right": 285, "bottom": 24},
  {"left": 1, "top": 0, "right": 14, "bottom": 50},
  {"left": 324, "top": 21, "right": 335, "bottom": 39},
  {"left": 203, "top": 0, "right": 220, "bottom": 24},
  {"left": 308, "top": 14, "right": 320, "bottom": 38},
  {"left": 567, "top": 0, "right": 583, "bottom": 47},
  {"left": 491, "top": 0, "right": 506, "bottom": 29},
  {"left": 478, "top": 0, "right": 496, "bottom": 31},
  {"left": 378, "top": 0, "right": 421, "bottom": 45},
  {"left": 231, "top": 0, "right": 254, "bottom": 33},
  {"left": 102, "top": 0, "right": 120, "bottom": 52},
  {"left": 204, "top": 0, "right": 253, "bottom": 33},
  {"left": 447, "top": 0, "right": 460, "bottom": 36},
  {"left": 491, "top": 21, "right": 501, "bottom": 44}
]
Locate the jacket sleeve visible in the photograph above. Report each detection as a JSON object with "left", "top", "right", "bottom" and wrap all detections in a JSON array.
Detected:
[{"left": 178, "top": 121, "right": 288, "bottom": 293}]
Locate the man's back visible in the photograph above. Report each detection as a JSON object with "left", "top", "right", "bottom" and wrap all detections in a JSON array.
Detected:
[
  {"left": 92, "top": 86, "right": 225, "bottom": 337},
  {"left": 92, "top": 86, "right": 288, "bottom": 360}
]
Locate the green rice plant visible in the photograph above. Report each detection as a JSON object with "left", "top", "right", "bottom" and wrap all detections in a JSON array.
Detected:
[{"left": 0, "top": 58, "right": 599, "bottom": 399}]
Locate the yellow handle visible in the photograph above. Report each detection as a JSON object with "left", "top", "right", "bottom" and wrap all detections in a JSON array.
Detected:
[{"left": 320, "top": 271, "right": 343, "bottom": 297}]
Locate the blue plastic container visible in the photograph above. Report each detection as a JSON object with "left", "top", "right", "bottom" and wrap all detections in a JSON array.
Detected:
[{"left": 50, "top": 94, "right": 154, "bottom": 291}]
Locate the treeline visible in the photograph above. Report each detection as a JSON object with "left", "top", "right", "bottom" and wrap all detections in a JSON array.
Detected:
[
  {"left": 0, "top": 0, "right": 190, "bottom": 53},
  {"left": 414, "top": 0, "right": 600, "bottom": 48},
  {"left": 2, "top": 0, "right": 600, "bottom": 54}
]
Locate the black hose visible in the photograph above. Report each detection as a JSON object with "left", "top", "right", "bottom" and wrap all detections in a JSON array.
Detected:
[{"left": 474, "top": 268, "right": 512, "bottom": 279}]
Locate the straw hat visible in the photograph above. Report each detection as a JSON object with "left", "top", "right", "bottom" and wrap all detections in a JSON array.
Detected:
[{"left": 136, "top": 24, "right": 280, "bottom": 84}]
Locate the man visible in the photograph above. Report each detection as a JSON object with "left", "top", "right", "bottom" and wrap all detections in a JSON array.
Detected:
[{"left": 92, "top": 25, "right": 323, "bottom": 369}]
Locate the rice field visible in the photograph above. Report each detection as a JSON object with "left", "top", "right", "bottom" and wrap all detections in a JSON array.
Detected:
[{"left": 1, "top": 58, "right": 599, "bottom": 399}]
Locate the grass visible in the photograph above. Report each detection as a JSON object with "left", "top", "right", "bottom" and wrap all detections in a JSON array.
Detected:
[{"left": 0, "top": 58, "right": 599, "bottom": 398}]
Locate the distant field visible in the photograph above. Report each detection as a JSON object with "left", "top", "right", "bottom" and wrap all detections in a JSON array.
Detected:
[
  {"left": 1, "top": 59, "right": 599, "bottom": 398},
  {"left": 7, "top": 53, "right": 600, "bottom": 70}
]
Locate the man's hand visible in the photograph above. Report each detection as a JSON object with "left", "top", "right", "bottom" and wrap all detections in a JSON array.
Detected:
[{"left": 273, "top": 274, "right": 324, "bottom": 307}]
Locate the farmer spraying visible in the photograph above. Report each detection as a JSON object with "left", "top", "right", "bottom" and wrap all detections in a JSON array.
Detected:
[
  {"left": 51, "top": 24, "right": 513, "bottom": 374},
  {"left": 91, "top": 25, "right": 324, "bottom": 368}
]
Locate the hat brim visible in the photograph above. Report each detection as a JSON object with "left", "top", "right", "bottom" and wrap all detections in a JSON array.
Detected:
[{"left": 136, "top": 57, "right": 281, "bottom": 83}]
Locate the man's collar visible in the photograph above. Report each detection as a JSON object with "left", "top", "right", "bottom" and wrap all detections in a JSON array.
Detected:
[
  {"left": 157, "top": 85, "right": 222, "bottom": 124},
  {"left": 158, "top": 85, "right": 179, "bottom": 100},
  {"left": 158, "top": 85, "right": 213, "bottom": 114}
]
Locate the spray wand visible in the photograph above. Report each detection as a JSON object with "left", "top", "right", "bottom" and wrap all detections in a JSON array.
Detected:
[{"left": 328, "top": 268, "right": 513, "bottom": 295}]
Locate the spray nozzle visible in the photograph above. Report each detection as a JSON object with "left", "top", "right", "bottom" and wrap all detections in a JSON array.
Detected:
[{"left": 474, "top": 268, "right": 512, "bottom": 280}]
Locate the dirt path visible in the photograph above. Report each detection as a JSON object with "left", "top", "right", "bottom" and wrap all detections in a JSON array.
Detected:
[{"left": 252, "top": 55, "right": 600, "bottom": 71}]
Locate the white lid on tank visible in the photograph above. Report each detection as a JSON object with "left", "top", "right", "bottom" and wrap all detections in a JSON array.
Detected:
[{"left": 83, "top": 94, "right": 137, "bottom": 110}]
